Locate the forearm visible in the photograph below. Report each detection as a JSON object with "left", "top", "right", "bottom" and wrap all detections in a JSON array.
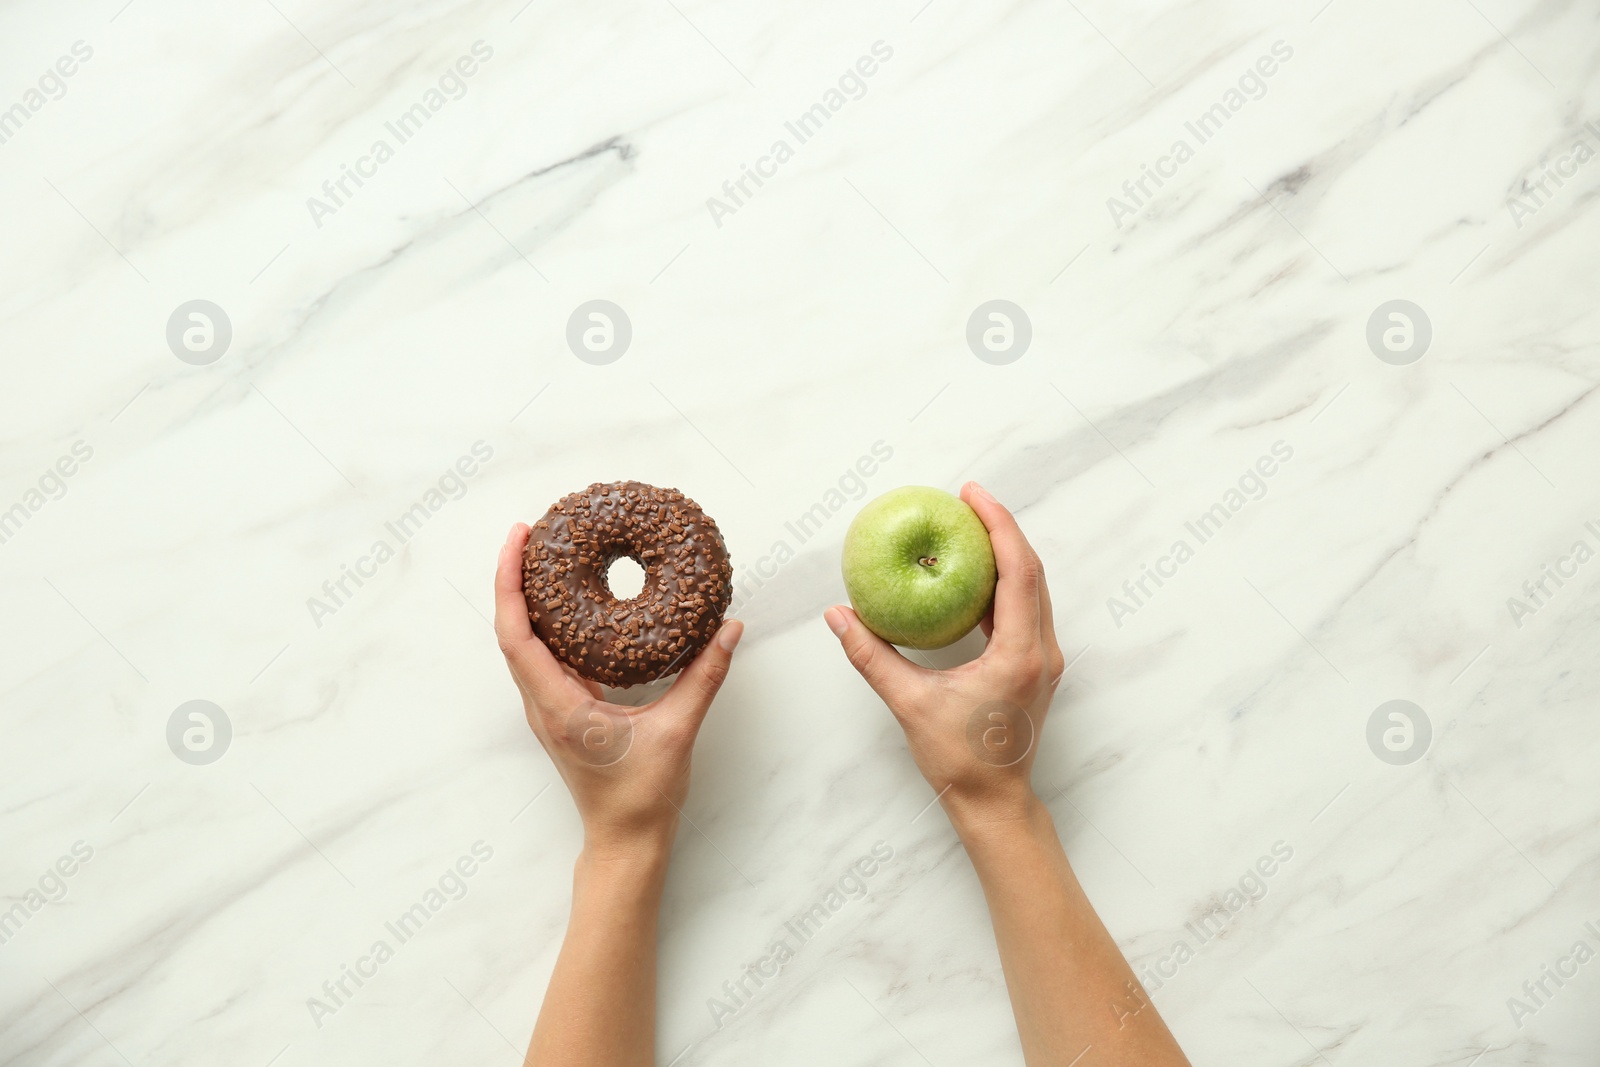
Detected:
[
  {"left": 526, "top": 833, "right": 674, "bottom": 1067},
  {"left": 951, "top": 793, "right": 1189, "bottom": 1067}
]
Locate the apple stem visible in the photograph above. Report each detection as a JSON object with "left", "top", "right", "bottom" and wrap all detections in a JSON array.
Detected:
[{"left": 918, "top": 556, "right": 938, "bottom": 567}]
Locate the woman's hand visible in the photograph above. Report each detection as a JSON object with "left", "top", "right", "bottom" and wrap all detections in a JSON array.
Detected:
[
  {"left": 494, "top": 522, "right": 743, "bottom": 854},
  {"left": 502, "top": 522, "right": 742, "bottom": 1067},
  {"left": 828, "top": 489, "right": 1191, "bottom": 1066},
  {"left": 824, "top": 482, "right": 1064, "bottom": 827}
]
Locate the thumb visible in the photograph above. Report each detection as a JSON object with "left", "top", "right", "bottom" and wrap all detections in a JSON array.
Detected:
[
  {"left": 662, "top": 619, "right": 744, "bottom": 720},
  {"left": 825, "top": 606, "right": 924, "bottom": 706}
]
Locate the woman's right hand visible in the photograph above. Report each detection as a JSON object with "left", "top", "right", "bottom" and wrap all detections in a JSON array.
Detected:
[{"left": 824, "top": 482, "right": 1066, "bottom": 829}]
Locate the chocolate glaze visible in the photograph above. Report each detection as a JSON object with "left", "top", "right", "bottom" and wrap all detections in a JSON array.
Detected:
[{"left": 523, "top": 481, "right": 733, "bottom": 686}]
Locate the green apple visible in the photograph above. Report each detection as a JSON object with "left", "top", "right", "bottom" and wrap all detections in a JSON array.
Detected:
[{"left": 841, "top": 486, "right": 997, "bottom": 649}]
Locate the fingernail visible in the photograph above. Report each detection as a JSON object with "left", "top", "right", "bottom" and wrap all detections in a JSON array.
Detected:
[
  {"left": 970, "top": 482, "right": 995, "bottom": 504},
  {"left": 506, "top": 522, "right": 520, "bottom": 542},
  {"left": 717, "top": 619, "right": 744, "bottom": 652},
  {"left": 824, "top": 607, "right": 849, "bottom": 636}
]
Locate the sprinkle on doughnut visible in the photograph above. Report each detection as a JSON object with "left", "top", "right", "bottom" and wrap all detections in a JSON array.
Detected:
[{"left": 523, "top": 481, "right": 734, "bottom": 686}]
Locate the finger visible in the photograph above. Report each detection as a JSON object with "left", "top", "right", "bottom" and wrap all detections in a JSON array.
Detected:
[
  {"left": 573, "top": 672, "right": 605, "bottom": 701},
  {"left": 960, "top": 483, "right": 1042, "bottom": 656},
  {"left": 493, "top": 523, "right": 574, "bottom": 705},
  {"left": 494, "top": 523, "right": 535, "bottom": 643},
  {"left": 1036, "top": 565, "right": 1065, "bottom": 681},
  {"left": 1036, "top": 555, "right": 1059, "bottom": 648},
  {"left": 659, "top": 619, "right": 743, "bottom": 723},
  {"left": 825, "top": 605, "right": 927, "bottom": 706},
  {"left": 979, "top": 604, "right": 995, "bottom": 640}
]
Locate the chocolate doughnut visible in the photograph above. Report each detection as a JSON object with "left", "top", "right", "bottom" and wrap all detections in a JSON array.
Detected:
[{"left": 522, "top": 481, "right": 733, "bottom": 686}]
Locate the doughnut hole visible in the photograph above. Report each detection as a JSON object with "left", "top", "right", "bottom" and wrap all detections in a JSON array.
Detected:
[{"left": 605, "top": 555, "right": 647, "bottom": 600}]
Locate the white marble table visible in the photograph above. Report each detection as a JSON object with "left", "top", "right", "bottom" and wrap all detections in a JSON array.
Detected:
[{"left": 3, "top": 0, "right": 1598, "bottom": 1063}]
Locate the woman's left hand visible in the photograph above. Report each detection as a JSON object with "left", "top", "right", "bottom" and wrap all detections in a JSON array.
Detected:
[{"left": 493, "top": 522, "right": 744, "bottom": 853}]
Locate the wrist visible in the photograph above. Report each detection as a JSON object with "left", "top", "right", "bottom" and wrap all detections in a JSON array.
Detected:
[
  {"left": 580, "top": 820, "right": 676, "bottom": 874},
  {"left": 943, "top": 781, "right": 1046, "bottom": 843},
  {"left": 570, "top": 834, "right": 672, "bottom": 935},
  {"left": 573, "top": 840, "right": 672, "bottom": 913}
]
